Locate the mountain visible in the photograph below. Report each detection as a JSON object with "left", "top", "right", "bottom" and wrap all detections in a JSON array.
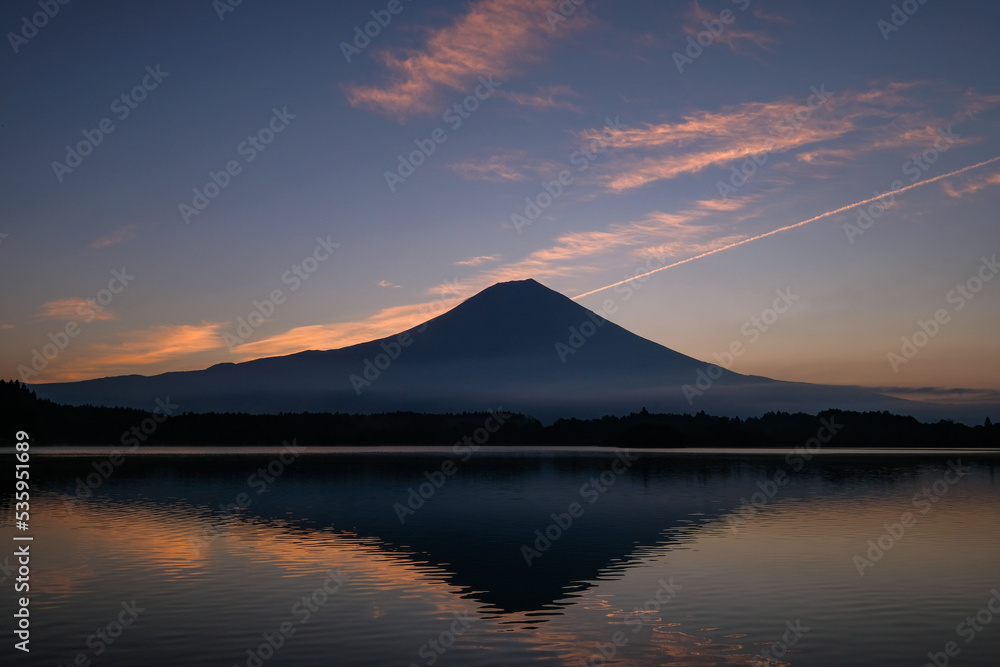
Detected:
[{"left": 29, "top": 278, "right": 949, "bottom": 422}]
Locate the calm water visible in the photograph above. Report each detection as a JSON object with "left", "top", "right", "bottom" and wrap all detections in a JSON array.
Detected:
[{"left": 2, "top": 447, "right": 999, "bottom": 666}]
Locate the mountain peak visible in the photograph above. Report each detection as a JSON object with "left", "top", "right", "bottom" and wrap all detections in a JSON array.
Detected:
[
  {"left": 462, "top": 277, "right": 559, "bottom": 300},
  {"left": 420, "top": 278, "right": 590, "bottom": 344},
  {"left": 469, "top": 277, "right": 552, "bottom": 299},
  {"left": 495, "top": 278, "right": 541, "bottom": 285}
]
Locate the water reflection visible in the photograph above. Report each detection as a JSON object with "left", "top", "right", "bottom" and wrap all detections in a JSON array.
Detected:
[{"left": 1, "top": 449, "right": 997, "bottom": 666}]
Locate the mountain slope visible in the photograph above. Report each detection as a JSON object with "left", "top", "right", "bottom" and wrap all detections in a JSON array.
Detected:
[{"left": 30, "top": 278, "right": 925, "bottom": 421}]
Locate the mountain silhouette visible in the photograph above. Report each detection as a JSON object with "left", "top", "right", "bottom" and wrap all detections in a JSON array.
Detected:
[{"left": 31, "top": 278, "right": 929, "bottom": 420}]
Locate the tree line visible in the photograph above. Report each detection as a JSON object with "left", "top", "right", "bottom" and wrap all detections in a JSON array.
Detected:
[{"left": 1, "top": 380, "right": 996, "bottom": 448}]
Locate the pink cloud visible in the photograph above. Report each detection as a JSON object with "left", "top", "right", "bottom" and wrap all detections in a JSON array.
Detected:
[
  {"left": 685, "top": 2, "right": 774, "bottom": 53},
  {"left": 448, "top": 151, "right": 531, "bottom": 182},
  {"left": 501, "top": 84, "right": 581, "bottom": 112},
  {"left": 589, "top": 83, "right": 1000, "bottom": 191},
  {"left": 38, "top": 298, "right": 115, "bottom": 321},
  {"left": 345, "top": 0, "right": 589, "bottom": 118}
]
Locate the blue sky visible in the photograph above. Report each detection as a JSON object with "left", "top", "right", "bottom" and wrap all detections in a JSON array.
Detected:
[{"left": 2, "top": 0, "right": 999, "bottom": 405}]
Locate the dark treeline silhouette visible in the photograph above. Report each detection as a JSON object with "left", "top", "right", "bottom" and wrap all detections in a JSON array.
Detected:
[{"left": 2, "top": 380, "right": 997, "bottom": 448}]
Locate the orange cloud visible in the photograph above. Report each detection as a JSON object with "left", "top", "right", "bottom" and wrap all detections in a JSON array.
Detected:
[
  {"left": 53, "top": 322, "right": 228, "bottom": 380},
  {"left": 229, "top": 296, "right": 466, "bottom": 360},
  {"left": 345, "top": 0, "right": 589, "bottom": 117},
  {"left": 38, "top": 298, "right": 115, "bottom": 321}
]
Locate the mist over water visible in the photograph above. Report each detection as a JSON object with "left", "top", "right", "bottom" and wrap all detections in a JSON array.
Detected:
[{"left": 2, "top": 449, "right": 998, "bottom": 666}]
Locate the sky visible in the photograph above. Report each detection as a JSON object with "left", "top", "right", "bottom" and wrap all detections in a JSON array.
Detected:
[{"left": 1, "top": 0, "right": 999, "bottom": 406}]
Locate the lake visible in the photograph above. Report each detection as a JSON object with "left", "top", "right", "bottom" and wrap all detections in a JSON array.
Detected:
[{"left": 2, "top": 447, "right": 999, "bottom": 666}]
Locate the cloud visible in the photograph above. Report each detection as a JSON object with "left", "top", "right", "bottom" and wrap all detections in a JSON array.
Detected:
[
  {"left": 942, "top": 170, "right": 1000, "bottom": 198},
  {"left": 589, "top": 100, "right": 849, "bottom": 191},
  {"left": 501, "top": 84, "right": 581, "bottom": 112},
  {"left": 38, "top": 298, "right": 115, "bottom": 321},
  {"left": 685, "top": 2, "right": 774, "bottom": 53},
  {"left": 87, "top": 323, "right": 226, "bottom": 364},
  {"left": 448, "top": 151, "right": 531, "bottom": 182},
  {"left": 689, "top": 197, "right": 752, "bottom": 212},
  {"left": 589, "top": 83, "right": 1000, "bottom": 191},
  {"left": 432, "top": 198, "right": 754, "bottom": 297},
  {"left": 345, "top": 0, "right": 589, "bottom": 117},
  {"left": 229, "top": 297, "right": 466, "bottom": 361},
  {"left": 455, "top": 255, "right": 500, "bottom": 266},
  {"left": 377, "top": 280, "right": 403, "bottom": 288},
  {"left": 631, "top": 211, "right": 748, "bottom": 260},
  {"left": 53, "top": 322, "right": 228, "bottom": 380},
  {"left": 752, "top": 7, "right": 795, "bottom": 24},
  {"left": 89, "top": 224, "right": 138, "bottom": 249},
  {"left": 534, "top": 201, "right": 753, "bottom": 263},
  {"left": 795, "top": 148, "right": 856, "bottom": 167}
]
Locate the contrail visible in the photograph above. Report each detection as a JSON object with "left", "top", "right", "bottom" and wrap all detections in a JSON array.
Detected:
[{"left": 572, "top": 154, "right": 1000, "bottom": 300}]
